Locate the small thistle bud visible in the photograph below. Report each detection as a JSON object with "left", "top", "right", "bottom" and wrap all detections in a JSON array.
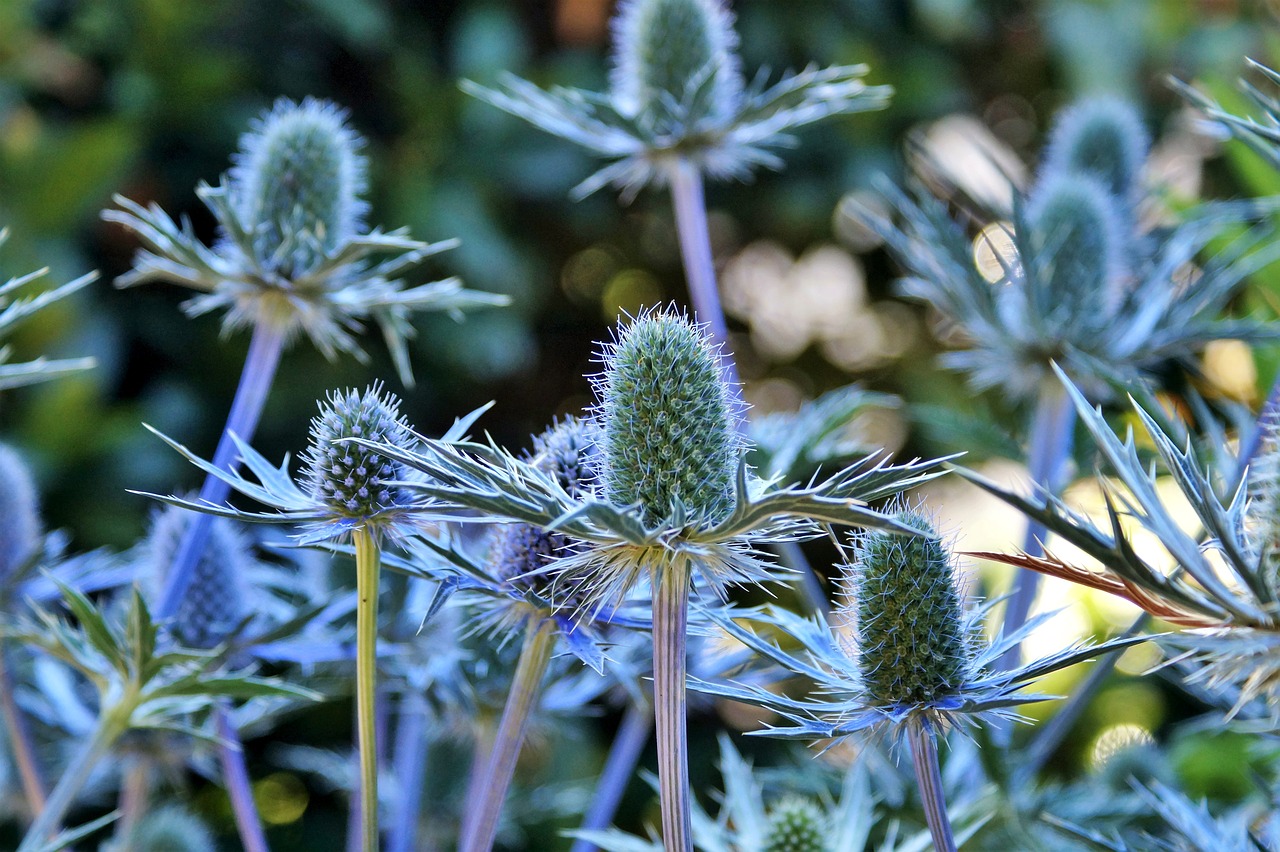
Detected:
[
  {"left": 764, "top": 797, "right": 829, "bottom": 852},
  {"left": 145, "top": 506, "right": 250, "bottom": 648},
  {"left": 127, "top": 806, "right": 217, "bottom": 852},
  {"left": 0, "top": 444, "right": 41, "bottom": 584},
  {"left": 1025, "top": 172, "right": 1124, "bottom": 322},
  {"left": 1039, "top": 97, "right": 1149, "bottom": 203},
  {"left": 230, "top": 98, "right": 367, "bottom": 277},
  {"left": 1246, "top": 427, "right": 1280, "bottom": 595},
  {"left": 302, "top": 385, "right": 413, "bottom": 523},
  {"left": 610, "top": 0, "right": 743, "bottom": 123},
  {"left": 599, "top": 311, "right": 739, "bottom": 528},
  {"left": 850, "top": 508, "right": 970, "bottom": 706}
]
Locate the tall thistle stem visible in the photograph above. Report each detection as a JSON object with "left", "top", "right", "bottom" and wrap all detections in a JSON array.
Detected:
[
  {"left": 387, "top": 692, "right": 430, "bottom": 852},
  {"left": 907, "top": 717, "right": 957, "bottom": 852},
  {"left": 460, "top": 619, "right": 556, "bottom": 852},
  {"left": 17, "top": 713, "right": 121, "bottom": 852},
  {"left": 652, "top": 555, "right": 693, "bottom": 852},
  {"left": 354, "top": 526, "right": 384, "bottom": 852},
  {"left": 0, "top": 645, "right": 47, "bottom": 817},
  {"left": 998, "top": 382, "right": 1075, "bottom": 670},
  {"left": 216, "top": 703, "right": 270, "bottom": 852},
  {"left": 115, "top": 754, "right": 150, "bottom": 844},
  {"left": 157, "top": 321, "right": 286, "bottom": 621},
  {"left": 570, "top": 700, "right": 653, "bottom": 852}
]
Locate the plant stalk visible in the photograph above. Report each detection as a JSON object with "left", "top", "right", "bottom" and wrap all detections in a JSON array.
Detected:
[
  {"left": 216, "top": 703, "right": 270, "bottom": 852},
  {"left": 0, "top": 645, "right": 47, "bottom": 818},
  {"left": 17, "top": 715, "right": 119, "bottom": 852},
  {"left": 354, "top": 526, "right": 383, "bottom": 852},
  {"left": 156, "top": 321, "right": 286, "bottom": 621},
  {"left": 907, "top": 717, "right": 957, "bottom": 852},
  {"left": 115, "top": 754, "right": 150, "bottom": 844},
  {"left": 460, "top": 618, "right": 556, "bottom": 852},
  {"left": 570, "top": 700, "right": 654, "bottom": 852},
  {"left": 652, "top": 555, "right": 693, "bottom": 852},
  {"left": 388, "top": 692, "right": 430, "bottom": 852},
  {"left": 998, "top": 382, "right": 1076, "bottom": 671}
]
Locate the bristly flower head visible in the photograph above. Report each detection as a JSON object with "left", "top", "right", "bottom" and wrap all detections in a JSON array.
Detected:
[
  {"left": 1246, "top": 425, "right": 1280, "bottom": 598},
  {"left": 1038, "top": 96, "right": 1150, "bottom": 204},
  {"left": 105, "top": 98, "right": 506, "bottom": 386},
  {"left": 764, "top": 796, "right": 829, "bottom": 852},
  {"left": 462, "top": 3, "right": 890, "bottom": 198},
  {"left": 599, "top": 309, "right": 739, "bottom": 528},
  {"left": 0, "top": 443, "right": 40, "bottom": 585}
]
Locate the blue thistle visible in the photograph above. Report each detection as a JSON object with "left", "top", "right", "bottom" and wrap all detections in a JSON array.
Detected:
[
  {"left": 0, "top": 444, "right": 40, "bottom": 585},
  {"left": 1245, "top": 427, "right": 1280, "bottom": 597},
  {"left": 599, "top": 310, "right": 739, "bottom": 529},
  {"left": 1038, "top": 96, "right": 1149, "bottom": 204},
  {"left": 229, "top": 98, "right": 367, "bottom": 278},
  {"left": 763, "top": 796, "right": 829, "bottom": 852},
  {"left": 125, "top": 805, "right": 217, "bottom": 852}
]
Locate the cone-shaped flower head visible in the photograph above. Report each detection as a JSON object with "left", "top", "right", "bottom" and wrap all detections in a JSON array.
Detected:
[
  {"left": 0, "top": 443, "right": 40, "bottom": 585},
  {"left": 145, "top": 506, "right": 251, "bottom": 649},
  {"left": 1039, "top": 97, "right": 1149, "bottom": 203},
  {"left": 599, "top": 311, "right": 739, "bottom": 529},
  {"left": 610, "top": 0, "right": 742, "bottom": 126},
  {"left": 229, "top": 98, "right": 367, "bottom": 278},
  {"left": 1025, "top": 171, "right": 1125, "bottom": 325},
  {"left": 850, "top": 508, "right": 971, "bottom": 706},
  {"left": 302, "top": 385, "right": 413, "bottom": 531},
  {"left": 126, "top": 806, "right": 217, "bottom": 852},
  {"left": 763, "top": 796, "right": 829, "bottom": 852}
]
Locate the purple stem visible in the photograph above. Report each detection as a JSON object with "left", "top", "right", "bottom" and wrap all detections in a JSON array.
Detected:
[
  {"left": 0, "top": 645, "right": 46, "bottom": 819},
  {"left": 652, "top": 558, "right": 693, "bottom": 852},
  {"left": 570, "top": 700, "right": 653, "bottom": 852},
  {"left": 216, "top": 704, "right": 270, "bottom": 852},
  {"left": 908, "top": 717, "right": 956, "bottom": 852},
  {"left": 388, "top": 693, "right": 429, "bottom": 852}
]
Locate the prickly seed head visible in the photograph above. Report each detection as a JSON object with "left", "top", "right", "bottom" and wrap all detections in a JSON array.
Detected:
[
  {"left": 850, "top": 508, "right": 970, "bottom": 706},
  {"left": 0, "top": 444, "right": 40, "bottom": 584},
  {"left": 763, "top": 797, "right": 829, "bottom": 852},
  {"left": 610, "top": 0, "right": 743, "bottom": 122},
  {"left": 302, "top": 385, "right": 412, "bottom": 521},
  {"left": 1026, "top": 171, "right": 1124, "bottom": 322},
  {"left": 599, "top": 311, "right": 739, "bottom": 529},
  {"left": 230, "top": 98, "right": 367, "bottom": 277},
  {"left": 146, "top": 506, "right": 250, "bottom": 649},
  {"left": 1040, "top": 97, "right": 1149, "bottom": 202}
]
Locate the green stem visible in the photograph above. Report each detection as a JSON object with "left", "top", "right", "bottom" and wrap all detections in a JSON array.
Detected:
[
  {"left": 17, "top": 715, "right": 120, "bottom": 852},
  {"left": 652, "top": 555, "right": 693, "bottom": 852},
  {"left": 354, "top": 527, "right": 383, "bottom": 852},
  {"left": 460, "top": 619, "right": 556, "bottom": 852}
]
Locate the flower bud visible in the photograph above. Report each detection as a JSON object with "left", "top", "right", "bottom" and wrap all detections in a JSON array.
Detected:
[
  {"left": 599, "top": 311, "right": 739, "bottom": 528},
  {"left": 230, "top": 98, "right": 367, "bottom": 277},
  {"left": 1025, "top": 171, "right": 1124, "bottom": 322},
  {"left": 764, "top": 796, "right": 829, "bottom": 852},
  {"left": 127, "top": 806, "right": 216, "bottom": 852},
  {"left": 849, "top": 508, "right": 970, "bottom": 706},
  {"left": 302, "top": 385, "right": 412, "bottom": 522},
  {"left": 1040, "top": 97, "right": 1149, "bottom": 203},
  {"left": 0, "top": 444, "right": 41, "bottom": 585},
  {"left": 610, "top": 0, "right": 743, "bottom": 124},
  {"left": 145, "top": 506, "right": 249, "bottom": 649}
]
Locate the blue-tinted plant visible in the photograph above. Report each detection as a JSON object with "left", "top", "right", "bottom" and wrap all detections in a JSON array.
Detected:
[
  {"left": 1173, "top": 58, "right": 1280, "bottom": 172},
  {"left": 691, "top": 506, "right": 1144, "bottom": 851},
  {"left": 349, "top": 310, "right": 945, "bottom": 850}
]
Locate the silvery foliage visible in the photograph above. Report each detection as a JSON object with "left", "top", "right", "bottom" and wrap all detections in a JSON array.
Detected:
[
  {"left": 462, "top": 0, "right": 890, "bottom": 199},
  {"left": 1174, "top": 58, "right": 1280, "bottom": 172}
]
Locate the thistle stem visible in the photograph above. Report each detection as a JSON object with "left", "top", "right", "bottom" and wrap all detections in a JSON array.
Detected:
[
  {"left": 460, "top": 619, "right": 556, "bottom": 852},
  {"left": 354, "top": 526, "right": 383, "bottom": 852},
  {"left": 652, "top": 556, "right": 693, "bottom": 852},
  {"left": 115, "top": 754, "right": 150, "bottom": 844},
  {"left": 998, "top": 382, "right": 1075, "bottom": 671},
  {"left": 907, "top": 717, "right": 957, "bottom": 852},
  {"left": 388, "top": 693, "right": 430, "bottom": 852},
  {"left": 216, "top": 703, "right": 270, "bottom": 852},
  {"left": 0, "top": 644, "right": 47, "bottom": 818},
  {"left": 667, "top": 157, "right": 746, "bottom": 421},
  {"left": 17, "top": 715, "right": 119, "bottom": 852},
  {"left": 570, "top": 700, "right": 654, "bottom": 852},
  {"left": 156, "top": 321, "right": 287, "bottom": 621}
]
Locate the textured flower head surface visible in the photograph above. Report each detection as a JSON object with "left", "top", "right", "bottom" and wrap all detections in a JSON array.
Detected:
[
  {"left": 346, "top": 308, "right": 946, "bottom": 618},
  {"left": 138, "top": 383, "right": 457, "bottom": 547},
  {"left": 104, "top": 97, "right": 506, "bottom": 386},
  {"left": 462, "top": 0, "right": 890, "bottom": 198},
  {"left": 1037, "top": 96, "right": 1150, "bottom": 205},
  {"left": 859, "top": 95, "right": 1280, "bottom": 401},
  {"left": 688, "top": 503, "right": 1144, "bottom": 739}
]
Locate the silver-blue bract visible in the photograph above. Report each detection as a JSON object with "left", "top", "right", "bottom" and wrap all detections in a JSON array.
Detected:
[
  {"left": 105, "top": 98, "right": 506, "bottom": 386},
  {"left": 462, "top": 0, "right": 890, "bottom": 199}
]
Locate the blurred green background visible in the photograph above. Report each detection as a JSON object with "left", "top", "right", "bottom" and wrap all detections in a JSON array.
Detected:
[{"left": 2, "top": 0, "right": 1279, "bottom": 847}]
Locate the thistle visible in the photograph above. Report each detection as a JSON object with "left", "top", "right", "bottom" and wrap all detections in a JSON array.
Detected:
[
  {"left": 764, "top": 796, "right": 829, "bottom": 852},
  {"left": 121, "top": 806, "right": 217, "bottom": 852},
  {"left": 1037, "top": 96, "right": 1149, "bottom": 204}
]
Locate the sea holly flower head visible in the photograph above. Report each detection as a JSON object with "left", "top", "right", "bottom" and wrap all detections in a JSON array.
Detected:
[
  {"left": 1038, "top": 96, "right": 1150, "bottom": 205},
  {"left": 763, "top": 796, "right": 829, "bottom": 852},
  {"left": 105, "top": 97, "right": 506, "bottom": 386},
  {"left": 462, "top": 0, "right": 890, "bottom": 198}
]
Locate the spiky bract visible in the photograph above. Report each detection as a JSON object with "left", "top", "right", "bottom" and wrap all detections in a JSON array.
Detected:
[
  {"left": 599, "top": 311, "right": 739, "bottom": 529},
  {"left": 850, "top": 509, "right": 971, "bottom": 706},
  {"left": 144, "top": 506, "right": 250, "bottom": 649},
  {"left": 229, "top": 98, "right": 367, "bottom": 278},
  {"left": 764, "top": 796, "right": 830, "bottom": 852},
  {"left": 610, "top": 0, "right": 742, "bottom": 126},
  {"left": 1039, "top": 97, "right": 1149, "bottom": 202},
  {"left": 302, "top": 385, "right": 413, "bottom": 527},
  {"left": 0, "top": 443, "right": 40, "bottom": 584}
]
